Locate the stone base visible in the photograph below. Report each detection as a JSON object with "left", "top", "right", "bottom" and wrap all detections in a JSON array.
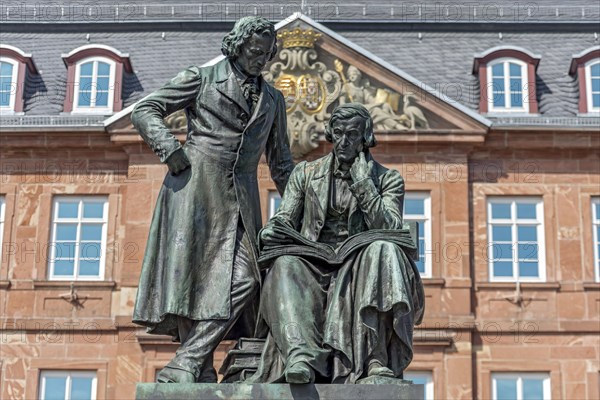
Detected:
[
  {"left": 136, "top": 383, "right": 424, "bottom": 399},
  {"left": 357, "top": 376, "right": 413, "bottom": 385}
]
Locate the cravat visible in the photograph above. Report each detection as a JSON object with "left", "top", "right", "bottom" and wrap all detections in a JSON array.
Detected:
[{"left": 241, "top": 77, "right": 260, "bottom": 111}]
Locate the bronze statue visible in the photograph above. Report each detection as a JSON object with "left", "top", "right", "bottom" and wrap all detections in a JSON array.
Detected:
[
  {"left": 250, "top": 103, "right": 425, "bottom": 384},
  {"left": 131, "top": 16, "right": 294, "bottom": 383}
]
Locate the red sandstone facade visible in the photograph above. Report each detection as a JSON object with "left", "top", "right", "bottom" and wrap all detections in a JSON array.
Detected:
[
  {"left": 1, "top": 125, "right": 598, "bottom": 399},
  {"left": 1, "top": 8, "right": 600, "bottom": 400}
]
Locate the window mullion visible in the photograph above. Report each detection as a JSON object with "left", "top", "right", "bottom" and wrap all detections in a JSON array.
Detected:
[
  {"left": 65, "top": 373, "right": 72, "bottom": 400},
  {"left": 50, "top": 216, "right": 57, "bottom": 279},
  {"left": 511, "top": 200, "right": 518, "bottom": 281},
  {"left": 91, "top": 61, "right": 98, "bottom": 107},
  {"left": 505, "top": 62, "right": 512, "bottom": 109},
  {"left": 74, "top": 200, "right": 83, "bottom": 279}
]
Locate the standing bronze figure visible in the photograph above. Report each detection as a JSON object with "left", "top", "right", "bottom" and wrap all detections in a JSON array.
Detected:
[
  {"left": 251, "top": 103, "right": 425, "bottom": 384},
  {"left": 131, "top": 17, "right": 294, "bottom": 383}
]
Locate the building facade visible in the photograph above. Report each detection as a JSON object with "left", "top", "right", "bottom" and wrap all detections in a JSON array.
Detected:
[{"left": 1, "top": 2, "right": 599, "bottom": 399}]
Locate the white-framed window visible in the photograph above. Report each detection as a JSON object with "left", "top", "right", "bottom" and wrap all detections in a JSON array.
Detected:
[
  {"left": 73, "top": 57, "right": 115, "bottom": 113},
  {"left": 48, "top": 197, "right": 108, "bottom": 281},
  {"left": 488, "top": 58, "right": 530, "bottom": 113},
  {"left": 268, "top": 191, "right": 282, "bottom": 219},
  {"left": 404, "top": 192, "right": 432, "bottom": 278},
  {"left": 0, "top": 197, "right": 5, "bottom": 265},
  {"left": 492, "top": 372, "right": 550, "bottom": 400},
  {"left": 0, "top": 57, "right": 18, "bottom": 112},
  {"left": 405, "top": 371, "right": 434, "bottom": 400},
  {"left": 39, "top": 370, "right": 97, "bottom": 400},
  {"left": 593, "top": 197, "right": 600, "bottom": 282},
  {"left": 487, "top": 197, "right": 545, "bottom": 282},
  {"left": 585, "top": 59, "right": 600, "bottom": 112}
]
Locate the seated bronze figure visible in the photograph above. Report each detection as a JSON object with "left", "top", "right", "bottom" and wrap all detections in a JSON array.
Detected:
[{"left": 250, "top": 103, "right": 425, "bottom": 384}]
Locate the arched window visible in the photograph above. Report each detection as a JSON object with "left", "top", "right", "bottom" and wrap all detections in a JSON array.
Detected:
[
  {"left": 62, "top": 45, "right": 132, "bottom": 114},
  {"left": 473, "top": 46, "right": 540, "bottom": 114},
  {"left": 74, "top": 57, "right": 116, "bottom": 111},
  {"left": 0, "top": 57, "right": 18, "bottom": 111},
  {"left": 0, "top": 45, "right": 38, "bottom": 114},
  {"left": 585, "top": 59, "right": 600, "bottom": 112},
  {"left": 569, "top": 46, "right": 600, "bottom": 114},
  {"left": 488, "top": 58, "right": 529, "bottom": 112}
]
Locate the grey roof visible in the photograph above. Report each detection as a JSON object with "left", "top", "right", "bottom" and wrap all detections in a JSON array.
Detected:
[
  {"left": 1, "top": 7, "right": 599, "bottom": 128},
  {"left": 2, "top": 1, "right": 599, "bottom": 24}
]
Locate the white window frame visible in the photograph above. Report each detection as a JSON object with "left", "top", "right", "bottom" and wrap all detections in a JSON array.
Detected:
[
  {"left": 268, "top": 191, "right": 282, "bottom": 219},
  {"left": 48, "top": 196, "right": 108, "bottom": 281},
  {"left": 592, "top": 197, "right": 600, "bottom": 282},
  {"left": 72, "top": 56, "right": 116, "bottom": 114},
  {"left": 39, "top": 370, "right": 97, "bottom": 400},
  {"left": 585, "top": 59, "right": 600, "bottom": 113},
  {"left": 405, "top": 371, "right": 434, "bottom": 400},
  {"left": 0, "top": 197, "right": 5, "bottom": 266},
  {"left": 487, "top": 197, "right": 546, "bottom": 282},
  {"left": 404, "top": 192, "right": 432, "bottom": 278},
  {"left": 487, "top": 58, "right": 530, "bottom": 113},
  {"left": 0, "top": 56, "right": 19, "bottom": 114},
  {"left": 492, "top": 372, "right": 551, "bottom": 400}
]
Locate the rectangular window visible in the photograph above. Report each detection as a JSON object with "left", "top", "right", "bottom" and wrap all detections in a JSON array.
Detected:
[
  {"left": 487, "top": 197, "right": 545, "bottom": 282},
  {"left": 39, "top": 370, "right": 97, "bottom": 400},
  {"left": 48, "top": 197, "right": 108, "bottom": 280},
  {"left": 593, "top": 197, "right": 600, "bottom": 282},
  {"left": 405, "top": 371, "right": 434, "bottom": 400},
  {"left": 492, "top": 373, "right": 550, "bottom": 400},
  {"left": 268, "top": 191, "right": 282, "bottom": 219},
  {"left": 404, "top": 193, "right": 432, "bottom": 278}
]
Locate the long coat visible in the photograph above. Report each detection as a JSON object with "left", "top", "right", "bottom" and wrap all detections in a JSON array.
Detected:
[
  {"left": 252, "top": 152, "right": 425, "bottom": 383},
  {"left": 131, "top": 58, "right": 294, "bottom": 337}
]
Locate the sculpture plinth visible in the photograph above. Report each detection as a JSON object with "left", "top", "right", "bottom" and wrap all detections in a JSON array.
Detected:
[{"left": 136, "top": 382, "right": 424, "bottom": 400}]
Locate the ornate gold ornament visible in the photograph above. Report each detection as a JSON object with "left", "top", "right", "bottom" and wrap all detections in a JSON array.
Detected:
[{"left": 277, "top": 28, "right": 322, "bottom": 49}]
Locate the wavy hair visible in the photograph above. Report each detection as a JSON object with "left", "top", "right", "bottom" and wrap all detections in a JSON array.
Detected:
[
  {"left": 325, "top": 103, "right": 377, "bottom": 148},
  {"left": 221, "top": 16, "right": 277, "bottom": 61}
]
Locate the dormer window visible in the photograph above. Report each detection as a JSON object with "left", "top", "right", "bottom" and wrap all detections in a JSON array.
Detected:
[
  {"left": 75, "top": 57, "right": 115, "bottom": 112},
  {"left": 489, "top": 59, "right": 528, "bottom": 112},
  {"left": 570, "top": 46, "right": 600, "bottom": 114},
  {"left": 62, "top": 45, "right": 132, "bottom": 114},
  {"left": 0, "top": 45, "right": 38, "bottom": 114},
  {"left": 588, "top": 61, "right": 600, "bottom": 112},
  {"left": 473, "top": 46, "right": 541, "bottom": 114},
  {"left": 0, "top": 58, "right": 18, "bottom": 111}
]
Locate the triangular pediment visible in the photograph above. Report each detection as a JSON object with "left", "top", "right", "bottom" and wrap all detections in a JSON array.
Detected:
[{"left": 105, "top": 13, "right": 490, "bottom": 156}]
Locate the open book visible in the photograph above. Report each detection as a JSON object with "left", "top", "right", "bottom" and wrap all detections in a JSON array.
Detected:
[{"left": 258, "top": 220, "right": 418, "bottom": 266}]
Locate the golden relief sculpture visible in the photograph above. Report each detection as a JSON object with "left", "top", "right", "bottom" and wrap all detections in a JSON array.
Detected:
[
  {"left": 165, "top": 27, "right": 431, "bottom": 157},
  {"left": 267, "top": 27, "right": 431, "bottom": 157}
]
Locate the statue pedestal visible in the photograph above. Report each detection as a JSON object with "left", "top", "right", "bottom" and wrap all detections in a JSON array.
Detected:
[{"left": 136, "top": 382, "right": 424, "bottom": 399}]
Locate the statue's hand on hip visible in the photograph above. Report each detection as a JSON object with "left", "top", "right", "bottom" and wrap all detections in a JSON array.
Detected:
[{"left": 166, "top": 148, "right": 191, "bottom": 176}]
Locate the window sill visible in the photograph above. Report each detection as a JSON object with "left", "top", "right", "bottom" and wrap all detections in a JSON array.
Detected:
[
  {"left": 476, "top": 282, "right": 560, "bottom": 291},
  {"left": 484, "top": 112, "right": 538, "bottom": 117},
  {"left": 32, "top": 280, "right": 116, "bottom": 289},
  {"left": 68, "top": 109, "right": 114, "bottom": 116},
  {"left": 422, "top": 278, "right": 445, "bottom": 287},
  {"left": 582, "top": 282, "right": 600, "bottom": 291}
]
